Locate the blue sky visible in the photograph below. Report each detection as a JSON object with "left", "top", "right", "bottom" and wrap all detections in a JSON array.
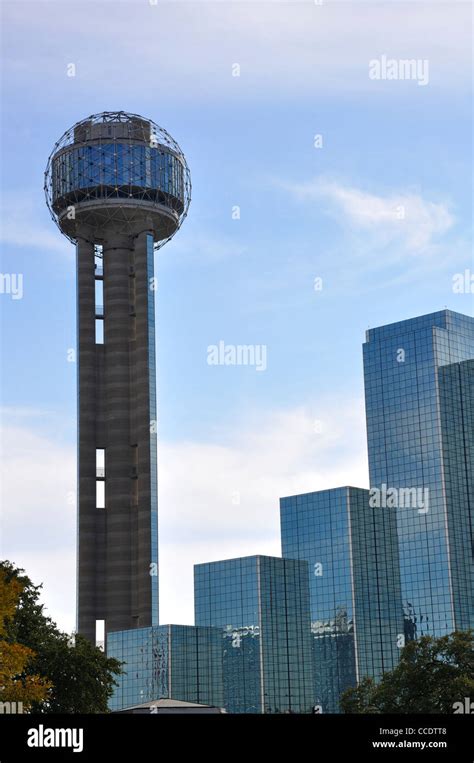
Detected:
[{"left": 0, "top": 0, "right": 472, "bottom": 630}]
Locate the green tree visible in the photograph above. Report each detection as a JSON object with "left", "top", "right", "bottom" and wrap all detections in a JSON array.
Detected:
[
  {"left": 0, "top": 561, "right": 122, "bottom": 713},
  {"left": 0, "top": 568, "right": 52, "bottom": 708},
  {"left": 341, "top": 631, "right": 474, "bottom": 714}
]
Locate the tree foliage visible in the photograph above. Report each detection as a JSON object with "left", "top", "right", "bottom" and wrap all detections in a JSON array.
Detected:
[
  {"left": 0, "top": 561, "right": 122, "bottom": 713},
  {"left": 341, "top": 630, "right": 474, "bottom": 714},
  {"left": 0, "top": 568, "right": 51, "bottom": 707}
]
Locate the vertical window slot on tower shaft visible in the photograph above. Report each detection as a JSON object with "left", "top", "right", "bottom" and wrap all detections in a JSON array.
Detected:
[
  {"left": 95, "top": 620, "right": 105, "bottom": 651},
  {"left": 95, "top": 244, "right": 104, "bottom": 344},
  {"left": 96, "top": 448, "right": 105, "bottom": 509}
]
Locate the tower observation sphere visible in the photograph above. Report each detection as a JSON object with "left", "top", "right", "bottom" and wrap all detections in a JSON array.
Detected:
[
  {"left": 45, "top": 112, "right": 191, "bottom": 644},
  {"left": 45, "top": 110, "right": 191, "bottom": 245}
]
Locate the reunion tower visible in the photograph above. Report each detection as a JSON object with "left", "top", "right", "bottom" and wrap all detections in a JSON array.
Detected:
[{"left": 45, "top": 112, "right": 191, "bottom": 644}]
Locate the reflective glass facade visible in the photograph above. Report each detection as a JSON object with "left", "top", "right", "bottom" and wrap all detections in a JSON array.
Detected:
[
  {"left": 108, "top": 625, "right": 223, "bottom": 711},
  {"left": 280, "top": 488, "right": 403, "bottom": 712},
  {"left": 194, "top": 556, "right": 313, "bottom": 714},
  {"left": 364, "top": 310, "right": 474, "bottom": 639},
  {"left": 52, "top": 143, "right": 185, "bottom": 212}
]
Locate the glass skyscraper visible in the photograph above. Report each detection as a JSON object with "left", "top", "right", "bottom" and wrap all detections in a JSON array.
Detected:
[
  {"left": 363, "top": 310, "right": 474, "bottom": 640},
  {"left": 280, "top": 487, "right": 403, "bottom": 712},
  {"left": 107, "top": 625, "right": 224, "bottom": 711},
  {"left": 194, "top": 555, "right": 314, "bottom": 714}
]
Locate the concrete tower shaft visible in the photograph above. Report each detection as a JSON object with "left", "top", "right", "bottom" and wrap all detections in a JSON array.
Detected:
[{"left": 76, "top": 230, "right": 159, "bottom": 639}]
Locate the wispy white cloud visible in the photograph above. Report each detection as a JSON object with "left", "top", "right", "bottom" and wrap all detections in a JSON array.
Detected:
[
  {"left": 0, "top": 193, "right": 71, "bottom": 256},
  {"left": 283, "top": 177, "right": 455, "bottom": 254},
  {"left": 167, "top": 229, "right": 247, "bottom": 265}
]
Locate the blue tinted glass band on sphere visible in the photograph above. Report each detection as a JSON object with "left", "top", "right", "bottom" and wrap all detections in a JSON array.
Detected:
[{"left": 51, "top": 144, "right": 185, "bottom": 212}]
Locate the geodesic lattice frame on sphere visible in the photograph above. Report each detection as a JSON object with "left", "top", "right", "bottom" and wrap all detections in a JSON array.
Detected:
[{"left": 44, "top": 110, "right": 191, "bottom": 249}]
